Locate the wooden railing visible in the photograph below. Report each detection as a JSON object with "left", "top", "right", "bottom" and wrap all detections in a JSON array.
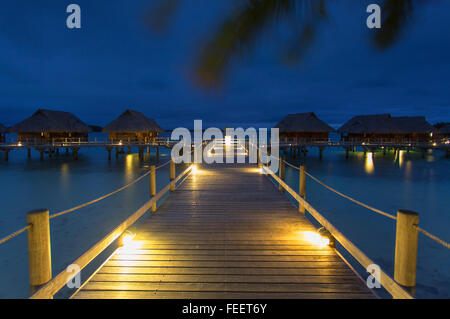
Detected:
[
  {"left": 12, "top": 136, "right": 173, "bottom": 146},
  {"left": 261, "top": 163, "right": 414, "bottom": 299},
  {"left": 27, "top": 162, "right": 193, "bottom": 299}
]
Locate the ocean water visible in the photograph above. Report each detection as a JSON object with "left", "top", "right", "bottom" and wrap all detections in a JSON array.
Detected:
[
  {"left": 0, "top": 133, "right": 186, "bottom": 298},
  {"left": 278, "top": 146, "right": 450, "bottom": 298},
  {"left": 0, "top": 134, "right": 448, "bottom": 298}
]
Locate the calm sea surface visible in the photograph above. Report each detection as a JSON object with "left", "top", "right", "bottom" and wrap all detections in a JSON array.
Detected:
[{"left": 0, "top": 133, "right": 448, "bottom": 298}]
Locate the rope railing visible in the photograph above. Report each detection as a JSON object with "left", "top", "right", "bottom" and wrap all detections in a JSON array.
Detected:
[
  {"left": 0, "top": 159, "right": 175, "bottom": 246},
  {"left": 415, "top": 225, "right": 450, "bottom": 249},
  {"left": 282, "top": 159, "right": 449, "bottom": 249},
  {"left": 0, "top": 225, "right": 31, "bottom": 246}
]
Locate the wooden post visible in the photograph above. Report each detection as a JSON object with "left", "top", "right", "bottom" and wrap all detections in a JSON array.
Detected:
[
  {"left": 278, "top": 157, "right": 285, "bottom": 192},
  {"left": 27, "top": 209, "right": 52, "bottom": 293},
  {"left": 27, "top": 148, "right": 31, "bottom": 158},
  {"left": 170, "top": 160, "right": 175, "bottom": 191},
  {"left": 299, "top": 165, "right": 306, "bottom": 213},
  {"left": 257, "top": 148, "right": 261, "bottom": 168},
  {"left": 4, "top": 150, "right": 9, "bottom": 161},
  {"left": 394, "top": 209, "right": 419, "bottom": 295},
  {"left": 150, "top": 165, "right": 156, "bottom": 212},
  {"left": 156, "top": 146, "right": 160, "bottom": 162}
]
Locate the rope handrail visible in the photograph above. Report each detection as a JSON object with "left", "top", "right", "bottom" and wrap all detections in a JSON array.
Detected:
[
  {"left": 0, "top": 159, "right": 174, "bottom": 246},
  {"left": 50, "top": 159, "right": 172, "bottom": 219},
  {"left": 0, "top": 225, "right": 31, "bottom": 246},
  {"left": 281, "top": 158, "right": 396, "bottom": 220},
  {"left": 283, "top": 159, "right": 299, "bottom": 170},
  {"left": 306, "top": 170, "right": 397, "bottom": 220},
  {"left": 282, "top": 159, "right": 449, "bottom": 249},
  {"left": 415, "top": 225, "right": 450, "bottom": 249}
]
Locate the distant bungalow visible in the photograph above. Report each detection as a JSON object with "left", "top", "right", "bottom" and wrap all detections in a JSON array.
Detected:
[
  {"left": 0, "top": 122, "right": 7, "bottom": 143},
  {"left": 434, "top": 123, "right": 450, "bottom": 142},
  {"left": 103, "top": 110, "right": 163, "bottom": 143},
  {"left": 9, "top": 109, "right": 92, "bottom": 143},
  {"left": 275, "top": 112, "right": 334, "bottom": 143},
  {"left": 338, "top": 114, "right": 434, "bottom": 143}
]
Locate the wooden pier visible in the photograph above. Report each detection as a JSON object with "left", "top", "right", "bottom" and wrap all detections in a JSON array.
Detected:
[
  {"left": 71, "top": 163, "right": 375, "bottom": 299},
  {"left": 3, "top": 139, "right": 437, "bottom": 299}
]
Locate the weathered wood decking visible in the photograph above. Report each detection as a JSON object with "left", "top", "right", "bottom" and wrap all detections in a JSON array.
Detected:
[{"left": 73, "top": 163, "right": 375, "bottom": 299}]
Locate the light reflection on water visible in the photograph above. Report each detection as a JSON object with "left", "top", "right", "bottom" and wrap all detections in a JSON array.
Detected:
[
  {"left": 364, "top": 152, "right": 374, "bottom": 174},
  {"left": 281, "top": 146, "right": 449, "bottom": 298},
  {"left": 0, "top": 135, "right": 448, "bottom": 298}
]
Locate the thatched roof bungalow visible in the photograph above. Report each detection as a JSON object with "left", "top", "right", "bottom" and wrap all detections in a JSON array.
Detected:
[
  {"left": 103, "top": 110, "right": 163, "bottom": 142},
  {"left": 338, "top": 114, "right": 434, "bottom": 143},
  {"left": 0, "top": 122, "right": 7, "bottom": 143},
  {"left": 275, "top": 112, "right": 334, "bottom": 143},
  {"left": 9, "top": 109, "right": 92, "bottom": 143},
  {"left": 434, "top": 123, "right": 450, "bottom": 142}
]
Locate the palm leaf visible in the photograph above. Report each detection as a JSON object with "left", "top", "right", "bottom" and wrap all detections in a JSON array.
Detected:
[{"left": 372, "top": 0, "right": 414, "bottom": 50}]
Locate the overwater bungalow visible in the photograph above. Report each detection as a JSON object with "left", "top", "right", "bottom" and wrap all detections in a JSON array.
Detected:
[
  {"left": 434, "top": 123, "right": 450, "bottom": 143},
  {"left": 338, "top": 114, "right": 434, "bottom": 144},
  {"left": 275, "top": 112, "right": 334, "bottom": 144},
  {"left": 9, "top": 109, "right": 92, "bottom": 143},
  {"left": 0, "top": 123, "right": 7, "bottom": 143},
  {"left": 103, "top": 110, "right": 163, "bottom": 143}
]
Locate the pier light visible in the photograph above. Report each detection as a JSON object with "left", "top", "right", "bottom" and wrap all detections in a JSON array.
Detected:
[
  {"left": 303, "top": 230, "right": 331, "bottom": 248},
  {"left": 317, "top": 227, "right": 335, "bottom": 247},
  {"left": 192, "top": 165, "right": 198, "bottom": 174},
  {"left": 118, "top": 230, "right": 135, "bottom": 247},
  {"left": 225, "top": 136, "right": 231, "bottom": 146},
  {"left": 17, "top": 142, "right": 22, "bottom": 147}
]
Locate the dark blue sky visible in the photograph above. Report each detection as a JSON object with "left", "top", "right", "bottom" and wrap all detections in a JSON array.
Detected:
[{"left": 0, "top": 0, "right": 449, "bottom": 129}]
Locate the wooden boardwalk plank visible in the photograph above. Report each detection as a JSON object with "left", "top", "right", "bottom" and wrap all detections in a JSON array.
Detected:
[{"left": 73, "top": 163, "right": 375, "bottom": 299}]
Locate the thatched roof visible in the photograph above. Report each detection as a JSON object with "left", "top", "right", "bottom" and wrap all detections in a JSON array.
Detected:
[
  {"left": 103, "top": 110, "right": 163, "bottom": 133},
  {"left": 391, "top": 116, "right": 434, "bottom": 134},
  {"left": 0, "top": 123, "right": 7, "bottom": 133},
  {"left": 275, "top": 112, "right": 334, "bottom": 133},
  {"left": 338, "top": 114, "right": 433, "bottom": 134},
  {"left": 434, "top": 123, "right": 450, "bottom": 134},
  {"left": 9, "top": 109, "right": 92, "bottom": 133}
]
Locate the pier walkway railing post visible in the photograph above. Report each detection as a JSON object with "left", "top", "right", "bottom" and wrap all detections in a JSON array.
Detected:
[
  {"left": 278, "top": 157, "right": 285, "bottom": 192},
  {"left": 394, "top": 209, "right": 419, "bottom": 295},
  {"left": 150, "top": 165, "right": 156, "bottom": 212},
  {"left": 170, "top": 160, "right": 175, "bottom": 191},
  {"left": 26, "top": 209, "right": 52, "bottom": 294},
  {"left": 299, "top": 165, "right": 306, "bottom": 213}
]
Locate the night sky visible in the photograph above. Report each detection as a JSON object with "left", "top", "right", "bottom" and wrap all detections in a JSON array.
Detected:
[{"left": 0, "top": 0, "right": 449, "bottom": 129}]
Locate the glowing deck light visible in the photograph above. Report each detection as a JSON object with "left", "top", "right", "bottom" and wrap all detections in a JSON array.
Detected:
[
  {"left": 225, "top": 136, "right": 231, "bottom": 146},
  {"left": 303, "top": 231, "right": 330, "bottom": 248},
  {"left": 17, "top": 142, "right": 22, "bottom": 147},
  {"left": 118, "top": 141, "right": 123, "bottom": 145},
  {"left": 118, "top": 230, "right": 135, "bottom": 247},
  {"left": 192, "top": 165, "right": 198, "bottom": 174}
]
